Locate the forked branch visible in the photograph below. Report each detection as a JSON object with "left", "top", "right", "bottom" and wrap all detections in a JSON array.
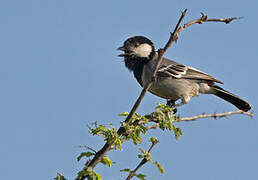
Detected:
[{"left": 125, "top": 139, "right": 158, "bottom": 180}]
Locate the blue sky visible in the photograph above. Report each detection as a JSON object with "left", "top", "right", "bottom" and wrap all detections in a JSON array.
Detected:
[{"left": 0, "top": 0, "right": 257, "bottom": 179}]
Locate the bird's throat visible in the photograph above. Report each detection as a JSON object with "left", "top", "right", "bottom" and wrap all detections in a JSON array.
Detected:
[{"left": 124, "top": 57, "right": 149, "bottom": 86}]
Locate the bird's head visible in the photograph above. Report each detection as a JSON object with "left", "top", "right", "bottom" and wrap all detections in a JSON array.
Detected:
[{"left": 117, "top": 36, "right": 155, "bottom": 59}]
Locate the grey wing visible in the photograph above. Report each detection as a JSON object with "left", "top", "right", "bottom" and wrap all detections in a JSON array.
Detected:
[{"left": 157, "top": 57, "right": 223, "bottom": 84}]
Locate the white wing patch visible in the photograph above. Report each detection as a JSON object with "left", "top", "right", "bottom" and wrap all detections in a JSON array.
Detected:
[
  {"left": 158, "top": 64, "right": 188, "bottom": 78},
  {"left": 158, "top": 64, "right": 174, "bottom": 72}
]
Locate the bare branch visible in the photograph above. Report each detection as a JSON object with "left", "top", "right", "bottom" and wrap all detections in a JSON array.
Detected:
[
  {"left": 145, "top": 110, "right": 253, "bottom": 130},
  {"left": 176, "top": 110, "right": 253, "bottom": 122},
  {"left": 176, "top": 13, "right": 241, "bottom": 38},
  {"left": 125, "top": 140, "right": 158, "bottom": 180},
  {"left": 205, "top": 16, "right": 243, "bottom": 24}
]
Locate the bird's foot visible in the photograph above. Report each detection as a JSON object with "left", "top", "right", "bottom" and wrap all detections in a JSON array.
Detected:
[{"left": 166, "top": 100, "right": 177, "bottom": 114}]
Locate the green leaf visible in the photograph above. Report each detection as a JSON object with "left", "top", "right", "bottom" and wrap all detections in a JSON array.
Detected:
[
  {"left": 77, "top": 169, "right": 87, "bottom": 179},
  {"left": 54, "top": 173, "right": 67, "bottom": 180},
  {"left": 86, "top": 167, "right": 94, "bottom": 176},
  {"left": 136, "top": 173, "right": 146, "bottom": 180},
  {"left": 139, "top": 126, "right": 147, "bottom": 134},
  {"left": 178, "top": 127, "right": 183, "bottom": 135},
  {"left": 131, "top": 135, "right": 138, "bottom": 145},
  {"left": 138, "top": 154, "right": 144, "bottom": 159},
  {"left": 96, "top": 173, "right": 102, "bottom": 180},
  {"left": 120, "top": 168, "right": 131, "bottom": 172},
  {"left": 101, "top": 157, "right": 113, "bottom": 167},
  {"left": 77, "top": 152, "right": 95, "bottom": 162},
  {"left": 118, "top": 139, "right": 123, "bottom": 151},
  {"left": 138, "top": 148, "right": 151, "bottom": 160},
  {"left": 149, "top": 137, "right": 157, "bottom": 143},
  {"left": 172, "top": 125, "right": 183, "bottom": 140},
  {"left": 119, "top": 112, "right": 129, "bottom": 116},
  {"left": 98, "top": 125, "right": 107, "bottom": 132},
  {"left": 139, "top": 148, "right": 147, "bottom": 154},
  {"left": 154, "top": 161, "right": 164, "bottom": 174},
  {"left": 77, "top": 166, "right": 101, "bottom": 180}
]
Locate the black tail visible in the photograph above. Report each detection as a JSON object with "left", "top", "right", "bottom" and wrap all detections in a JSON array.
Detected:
[{"left": 213, "top": 86, "right": 251, "bottom": 112}]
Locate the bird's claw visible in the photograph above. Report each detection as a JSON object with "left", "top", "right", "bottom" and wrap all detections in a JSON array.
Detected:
[{"left": 166, "top": 100, "right": 178, "bottom": 114}]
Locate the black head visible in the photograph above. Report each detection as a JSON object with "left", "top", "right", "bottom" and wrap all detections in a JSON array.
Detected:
[{"left": 117, "top": 36, "right": 155, "bottom": 59}]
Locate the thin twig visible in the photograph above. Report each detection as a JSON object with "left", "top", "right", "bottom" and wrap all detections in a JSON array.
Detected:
[
  {"left": 125, "top": 140, "right": 159, "bottom": 180},
  {"left": 176, "top": 110, "right": 253, "bottom": 122},
  {"left": 176, "top": 13, "right": 240, "bottom": 38},
  {"left": 77, "top": 145, "right": 97, "bottom": 153},
  {"left": 145, "top": 110, "right": 253, "bottom": 130}
]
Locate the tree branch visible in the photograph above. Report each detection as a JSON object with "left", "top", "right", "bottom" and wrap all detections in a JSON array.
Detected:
[
  {"left": 125, "top": 140, "right": 158, "bottom": 180},
  {"left": 173, "top": 13, "right": 240, "bottom": 43},
  {"left": 76, "top": 10, "right": 242, "bottom": 180},
  {"left": 145, "top": 110, "right": 253, "bottom": 130},
  {"left": 176, "top": 110, "right": 253, "bottom": 121}
]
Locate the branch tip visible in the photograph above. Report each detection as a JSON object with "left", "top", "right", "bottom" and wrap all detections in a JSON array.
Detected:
[
  {"left": 125, "top": 139, "right": 159, "bottom": 180},
  {"left": 182, "top": 9, "right": 188, "bottom": 14},
  {"left": 225, "top": 16, "right": 242, "bottom": 24}
]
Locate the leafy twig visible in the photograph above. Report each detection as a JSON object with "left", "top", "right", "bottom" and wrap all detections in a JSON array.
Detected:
[{"left": 125, "top": 139, "right": 159, "bottom": 180}]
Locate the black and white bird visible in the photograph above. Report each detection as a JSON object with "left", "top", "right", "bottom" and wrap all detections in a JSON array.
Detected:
[{"left": 117, "top": 36, "right": 251, "bottom": 112}]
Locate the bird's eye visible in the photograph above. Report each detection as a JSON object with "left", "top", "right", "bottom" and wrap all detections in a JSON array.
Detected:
[{"left": 134, "top": 43, "right": 139, "bottom": 47}]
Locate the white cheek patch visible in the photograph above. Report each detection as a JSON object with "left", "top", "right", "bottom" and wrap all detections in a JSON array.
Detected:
[{"left": 134, "top": 43, "right": 152, "bottom": 57}]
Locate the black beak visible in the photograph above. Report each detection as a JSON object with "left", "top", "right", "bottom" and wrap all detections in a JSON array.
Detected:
[
  {"left": 117, "top": 46, "right": 127, "bottom": 57},
  {"left": 117, "top": 46, "right": 126, "bottom": 51}
]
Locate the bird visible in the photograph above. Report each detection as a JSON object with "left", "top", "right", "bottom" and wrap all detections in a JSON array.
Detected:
[{"left": 117, "top": 36, "right": 251, "bottom": 112}]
